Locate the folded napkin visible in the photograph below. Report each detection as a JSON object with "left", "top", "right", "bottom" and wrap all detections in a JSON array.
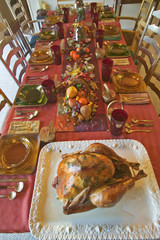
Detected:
[
  {"left": 119, "top": 93, "right": 150, "bottom": 104},
  {"left": 113, "top": 58, "right": 130, "bottom": 66},
  {"left": 101, "top": 19, "right": 116, "bottom": 23}
]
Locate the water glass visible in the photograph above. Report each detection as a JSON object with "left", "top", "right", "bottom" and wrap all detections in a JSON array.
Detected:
[
  {"left": 56, "top": 22, "right": 64, "bottom": 39},
  {"left": 92, "top": 12, "right": 99, "bottom": 28},
  {"left": 91, "top": 2, "right": 97, "bottom": 17},
  {"left": 101, "top": 58, "right": 113, "bottom": 82},
  {"left": 96, "top": 29, "right": 104, "bottom": 48},
  {"left": 62, "top": 8, "right": 69, "bottom": 23},
  {"left": 42, "top": 79, "right": 57, "bottom": 103},
  {"left": 110, "top": 109, "right": 128, "bottom": 136},
  {"left": 51, "top": 44, "right": 61, "bottom": 65}
]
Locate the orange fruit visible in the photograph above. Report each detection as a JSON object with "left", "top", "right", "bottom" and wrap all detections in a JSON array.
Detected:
[
  {"left": 84, "top": 47, "right": 90, "bottom": 53},
  {"left": 76, "top": 47, "right": 81, "bottom": 53},
  {"left": 72, "top": 52, "right": 80, "bottom": 61},
  {"left": 78, "top": 97, "right": 88, "bottom": 105},
  {"left": 70, "top": 50, "right": 76, "bottom": 58}
]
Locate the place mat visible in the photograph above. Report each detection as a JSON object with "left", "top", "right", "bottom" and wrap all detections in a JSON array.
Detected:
[{"left": 55, "top": 27, "right": 108, "bottom": 132}]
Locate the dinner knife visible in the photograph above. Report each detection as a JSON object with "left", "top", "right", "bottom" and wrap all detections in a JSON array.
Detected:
[{"left": 0, "top": 178, "right": 28, "bottom": 183}]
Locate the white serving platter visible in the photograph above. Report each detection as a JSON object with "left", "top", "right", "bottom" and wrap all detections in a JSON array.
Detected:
[{"left": 29, "top": 139, "right": 160, "bottom": 240}]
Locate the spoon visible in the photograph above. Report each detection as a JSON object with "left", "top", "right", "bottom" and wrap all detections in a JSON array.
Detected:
[
  {"left": 0, "top": 182, "right": 24, "bottom": 193},
  {"left": 13, "top": 110, "right": 38, "bottom": 120},
  {"left": 125, "top": 122, "right": 153, "bottom": 128},
  {"left": 0, "top": 191, "right": 16, "bottom": 200},
  {"left": 125, "top": 128, "right": 155, "bottom": 134},
  {"left": 131, "top": 118, "right": 154, "bottom": 124}
]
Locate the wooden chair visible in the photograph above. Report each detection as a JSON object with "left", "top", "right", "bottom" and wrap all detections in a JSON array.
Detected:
[
  {"left": 5, "top": 0, "right": 43, "bottom": 48},
  {"left": 0, "top": 35, "right": 28, "bottom": 86},
  {"left": 0, "top": 89, "right": 12, "bottom": 135},
  {"left": 117, "top": 0, "right": 155, "bottom": 46},
  {"left": 4, "top": 18, "right": 32, "bottom": 59},
  {"left": 133, "top": 18, "right": 160, "bottom": 101}
]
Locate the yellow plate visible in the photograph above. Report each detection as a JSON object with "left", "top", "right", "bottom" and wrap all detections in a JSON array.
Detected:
[
  {"left": 31, "top": 49, "right": 52, "bottom": 63},
  {"left": 101, "top": 25, "right": 120, "bottom": 35},
  {"left": 45, "top": 16, "right": 62, "bottom": 24},
  {"left": 112, "top": 71, "right": 146, "bottom": 93},
  {"left": 0, "top": 133, "right": 40, "bottom": 175}
]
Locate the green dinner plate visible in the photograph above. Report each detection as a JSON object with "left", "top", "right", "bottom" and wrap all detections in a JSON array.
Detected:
[
  {"left": 13, "top": 84, "right": 48, "bottom": 107},
  {"left": 106, "top": 43, "right": 130, "bottom": 57},
  {"left": 38, "top": 30, "right": 57, "bottom": 41},
  {"left": 100, "top": 12, "right": 116, "bottom": 19}
]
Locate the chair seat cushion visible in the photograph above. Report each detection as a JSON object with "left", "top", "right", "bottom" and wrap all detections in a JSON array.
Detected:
[{"left": 30, "top": 35, "right": 37, "bottom": 48}]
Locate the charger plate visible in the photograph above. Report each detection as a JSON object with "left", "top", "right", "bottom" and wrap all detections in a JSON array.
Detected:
[
  {"left": 112, "top": 71, "right": 147, "bottom": 93},
  {"left": 0, "top": 133, "right": 40, "bottom": 175},
  {"left": 28, "top": 49, "right": 54, "bottom": 65},
  {"left": 13, "top": 84, "right": 48, "bottom": 107},
  {"left": 105, "top": 43, "right": 130, "bottom": 57},
  {"left": 29, "top": 139, "right": 160, "bottom": 240},
  {"left": 37, "top": 30, "right": 57, "bottom": 41}
]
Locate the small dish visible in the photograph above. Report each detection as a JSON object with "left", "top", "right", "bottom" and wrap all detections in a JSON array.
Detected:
[{"left": 13, "top": 84, "right": 48, "bottom": 107}]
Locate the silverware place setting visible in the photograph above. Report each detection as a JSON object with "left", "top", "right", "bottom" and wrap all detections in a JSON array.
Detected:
[
  {"left": 29, "top": 66, "right": 49, "bottom": 72},
  {"left": 13, "top": 110, "right": 38, "bottom": 120}
]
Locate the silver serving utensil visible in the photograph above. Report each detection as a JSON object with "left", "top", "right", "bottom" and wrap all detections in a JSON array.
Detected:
[
  {"left": 0, "top": 191, "right": 16, "bottom": 200},
  {"left": 0, "top": 182, "right": 24, "bottom": 193},
  {"left": 125, "top": 128, "right": 155, "bottom": 134},
  {"left": 131, "top": 118, "right": 154, "bottom": 124},
  {"left": 13, "top": 110, "right": 38, "bottom": 120}
]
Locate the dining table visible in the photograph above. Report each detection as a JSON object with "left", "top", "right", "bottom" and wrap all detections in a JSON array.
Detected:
[{"left": 0, "top": 5, "right": 160, "bottom": 240}]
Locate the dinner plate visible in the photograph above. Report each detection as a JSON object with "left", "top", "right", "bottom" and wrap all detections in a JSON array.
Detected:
[
  {"left": 101, "top": 25, "right": 120, "bottom": 35},
  {"left": 31, "top": 49, "right": 53, "bottom": 63},
  {"left": 13, "top": 84, "right": 48, "bottom": 107},
  {"left": 0, "top": 133, "right": 40, "bottom": 175},
  {"left": 29, "top": 139, "right": 160, "bottom": 240},
  {"left": 112, "top": 71, "right": 146, "bottom": 93},
  {"left": 38, "top": 30, "right": 57, "bottom": 41},
  {"left": 100, "top": 12, "right": 116, "bottom": 19},
  {"left": 45, "top": 16, "right": 62, "bottom": 24},
  {"left": 105, "top": 43, "right": 130, "bottom": 57},
  {"left": 0, "top": 136, "right": 31, "bottom": 169}
]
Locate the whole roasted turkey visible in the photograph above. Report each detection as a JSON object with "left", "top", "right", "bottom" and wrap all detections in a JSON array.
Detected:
[{"left": 53, "top": 143, "right": 147, "bottom": 215}]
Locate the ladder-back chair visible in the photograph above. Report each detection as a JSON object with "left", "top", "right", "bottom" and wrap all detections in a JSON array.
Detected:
[
  {"left": 4, "top": 18, "right": 32, "bottom": 59},
  {"left": 5, "top": 0, "right": 43, "bottom": 48},
  {"left": 0, "top": 35, "right": 28, "bottom": 86},
  {"left": 0, "top": 89, "right": 12, "bottom": 134},
  {"left": 118, "top": 0, "right": 155, "bottom": 46}
]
